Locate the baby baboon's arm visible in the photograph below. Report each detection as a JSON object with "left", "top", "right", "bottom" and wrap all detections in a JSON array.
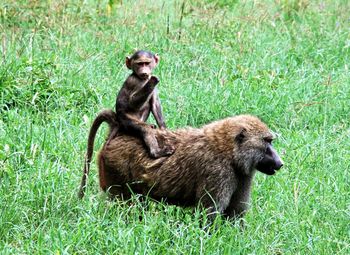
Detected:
[
  {"left": 151, "top": 90, "right": 166, "bottom": 129},
  {"left": 129, "top": 76, "right": 159, "bottom": 109}
]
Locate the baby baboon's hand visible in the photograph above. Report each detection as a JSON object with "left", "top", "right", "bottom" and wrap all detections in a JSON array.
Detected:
[{"left": 148, "top": 76, "right": 160, "bottom": 86}]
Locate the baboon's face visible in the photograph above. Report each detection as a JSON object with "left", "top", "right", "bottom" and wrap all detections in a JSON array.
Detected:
[
  {"left": 255, "top": 139, "right": 284, "bottom": 175},
  {"left": 232, "top": 125, "right": 283, "bottom": 176},
  {"left": 126, "top": 52, "right": 159, "bottom": 80}
]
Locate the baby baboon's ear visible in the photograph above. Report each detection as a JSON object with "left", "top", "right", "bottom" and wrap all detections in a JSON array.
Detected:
[
  {"left": 235, "top": 127, "right": 247, "bottom": 143},
  {"left": 154, "top": 54, "right": 160, "bottom": 64},
  {"left": 125, "top": 56, "right": 132, "bottom": 69}
]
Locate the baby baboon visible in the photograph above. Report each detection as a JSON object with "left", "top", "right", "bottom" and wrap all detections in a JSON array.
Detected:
[
  {"left": 115, "top": 50, "right": 174, "bottom": 158},
  {"left": 79, "top": 50, "right": 170, "bottom": 198},
  {"left": 94, "top": 115, "right": 284, "bottom": 221}
]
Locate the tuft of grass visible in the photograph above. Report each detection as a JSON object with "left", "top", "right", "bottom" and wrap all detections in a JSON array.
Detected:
[{"left": 0, "top": 0, "right": 349, "bottom": 254}]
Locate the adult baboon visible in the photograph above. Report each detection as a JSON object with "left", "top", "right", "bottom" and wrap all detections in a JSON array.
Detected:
[{"left": 86, "top": 114, "right": 283, "bottom": 220}]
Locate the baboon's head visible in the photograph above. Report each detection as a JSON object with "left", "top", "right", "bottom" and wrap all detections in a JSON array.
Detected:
[
  {"left": 126, "top": 50, "right": 159, "bottom": 80},
  {"left": 207, "top": 115, "right": 284, "bottom": 176},
  {"left": 232, "top": 115, "right": 284, "bottom": 176}
]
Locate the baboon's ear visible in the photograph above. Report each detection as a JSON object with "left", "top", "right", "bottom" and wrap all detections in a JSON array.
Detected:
[
  {"left": 154, "top": 54, "right": 160, "bottom": 64},
  {"left": 126, "top": 57, "right": 132, "bottom": 69},
  {"left": 235, "top": 127, "right": 247, "bottom": 143}
]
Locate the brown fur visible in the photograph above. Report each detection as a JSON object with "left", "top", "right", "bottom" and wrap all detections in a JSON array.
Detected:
[{"left": 95, "top": 115, "right": 283, "bottom": 220}]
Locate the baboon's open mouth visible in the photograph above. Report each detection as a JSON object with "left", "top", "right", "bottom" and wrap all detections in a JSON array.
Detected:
[
  {"left": 256, "top": 158, "right": 283, "bottom": 175},
  {"left": 256, "top": 166, "right": 277, "bottom": 175},
  {"left": 265, "top": 168, "right": 276, "bottom": 175}
]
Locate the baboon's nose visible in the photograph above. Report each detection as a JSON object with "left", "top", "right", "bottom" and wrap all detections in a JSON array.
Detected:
[{"left": 275, "top": 159, "right": 284, "bottom": 170}]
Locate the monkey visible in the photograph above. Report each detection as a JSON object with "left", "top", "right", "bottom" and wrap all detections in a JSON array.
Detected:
[
  {"left": 114, "top": 50, "right": 174, "bottom": 158},
  {"left": 78, "top": 51, "right": 172, "bottom": 198},
  {"left": 87, "top": 114, "right": 284, "bottom": 221}
]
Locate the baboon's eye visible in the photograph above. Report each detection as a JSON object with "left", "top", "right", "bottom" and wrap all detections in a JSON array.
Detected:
[{"left": 264, "top": 137, "right": 273, "bottom": 144}]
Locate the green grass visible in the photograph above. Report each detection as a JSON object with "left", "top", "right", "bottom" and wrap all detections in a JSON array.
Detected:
[{"left": 0, "top": 0, "right": 349, "bottom": 254}]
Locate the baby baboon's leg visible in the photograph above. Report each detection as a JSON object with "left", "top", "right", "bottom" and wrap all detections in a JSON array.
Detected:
[
  {"left": 143, "top": 129, "right": 174, "bottom": 158},
  {"left": 119, "top": 115, "right": 172, "bottom": 158}
]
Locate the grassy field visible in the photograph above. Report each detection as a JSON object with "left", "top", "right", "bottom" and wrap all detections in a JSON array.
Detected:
[{"left": 0, "top": 0, "right": 349, "bottom": 254}]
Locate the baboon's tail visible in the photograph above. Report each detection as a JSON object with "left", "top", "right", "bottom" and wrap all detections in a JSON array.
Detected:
[{"left": 78, "top": 109, "right": 118, "bottom": 199}]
